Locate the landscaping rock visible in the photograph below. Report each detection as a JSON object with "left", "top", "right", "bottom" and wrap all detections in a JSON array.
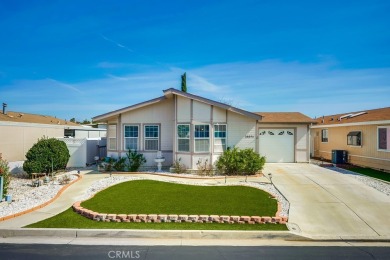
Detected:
[
  {"left": 168, "top": 214, "right": 178, "bottom": 221},
  {"left": 188, "top": 215, "right": 199, "bottom": 222},
  {"left": 262, "top": 216, "right": 272, "bottom": 223}
]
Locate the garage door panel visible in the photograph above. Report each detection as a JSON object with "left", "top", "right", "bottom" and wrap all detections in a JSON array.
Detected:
[{"left": 259, "top": 129, "right": 294, "bottom": 163}]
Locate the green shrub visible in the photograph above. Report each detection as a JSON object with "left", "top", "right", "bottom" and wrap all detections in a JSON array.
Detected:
[
  {"left": 23, "top": 137, "right": 70, "bottom": 175},
  {"left": 215, "top": 147, "right": 265, "bottom": 175},
  {"left": 126, "top": 150, "right": 146, "bottom": 172},
  {"left": 113, "top": 157, "right": 126, "bottom": 171},
  {"left": 0, "top": 155, "right": 11, "bottom": 198}
]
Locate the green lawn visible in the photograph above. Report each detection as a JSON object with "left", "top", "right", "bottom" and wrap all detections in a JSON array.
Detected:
[
  {"left": 26, "top": 208, "right": 287, "bottom": 230},
  {"left": 348, "top": 167, "right": 390, "bottom": 182},
  {"left": 81, "top": 180, "right": 277, "bottom": 216}
]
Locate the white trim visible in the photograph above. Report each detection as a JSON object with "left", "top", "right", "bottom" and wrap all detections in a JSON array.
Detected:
[
  {"left": 321, "top": 129, "right": 329, "bottom": 143},
  {"left": 0, "top": 121, "right": 83, "bottom": 129},
  {"left": 177, "top": 124, "right": 190, "bottom": 153},
  {"left": 144, "top": 125, "right": 159, "bottom": 151},
  {"left": 311, "top": 120, "right": 390, "bottom": 128},
  {"left": 213, "top": 123, "right": 227, "bottom": 153},
  {"left": 123, "top": 124, "right": 139, "bottom": 151},
  {"left": 194, "top": 124, "right": 210, "bottom": 153},
  {"left": 377, "top": 126, "right": 390, "bottom": 152},
  {"left": 347, "top": 130, "right": 362, "bottom": 147}
]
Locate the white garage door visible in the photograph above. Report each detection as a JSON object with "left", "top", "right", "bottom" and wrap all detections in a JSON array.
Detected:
[{"left": 259, "top": 129, "right": 295, "bottom": 163}]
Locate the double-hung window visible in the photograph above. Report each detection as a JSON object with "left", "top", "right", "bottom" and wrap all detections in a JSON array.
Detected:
[
  {"left": 108, "top": 124, "right": 117, "bottom": 150},
  {"left": 347, "top": 131, "right": 362, "bottom": 146},
  {"left": 195, "top": 124, "right": 210, "bottom": 152},
  {"left": 321, "top": 129, "right": 328, "bottom": 142},
  {"left": 214, "top": 124, "right": 227, "bottom": 152},
  {"left": 177, "top": 124, "right": 190, "bottom": 152},
  {"left": 124, "top": 125, "right": 139, "bottom": 150},
  {"left": 144, "top": 125, "right": 159, "bottom": 151}
]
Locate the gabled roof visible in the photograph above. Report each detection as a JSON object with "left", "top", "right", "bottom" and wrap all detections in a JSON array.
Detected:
[
  {"left": 254, "top": 112, "right": 315, "bottom": 124},
  {"left": 93, "top": 96, "right": 167, "bottom": 121},
  {"left": 314, "top": 107, "right": 390, "bottom": 126},
  {"left": 163, "top": 88, "right": 262, "bottom": 120},
  {"left": 93, "top": 89, "right": 262, "bottom": 121},
  {"left": 0, "top": 111, "right": 79, "bottom": 126}
]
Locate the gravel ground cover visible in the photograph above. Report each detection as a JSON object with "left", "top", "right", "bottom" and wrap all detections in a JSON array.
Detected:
[{"left": 0, "top": 172, "right": 78, "bottom": 218}]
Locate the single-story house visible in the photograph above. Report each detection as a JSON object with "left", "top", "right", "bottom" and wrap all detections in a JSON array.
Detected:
[
  {"left": 310, "top": 107, "right": 390, "bottom": 172},
  {"left": 93, "top": 88, "right": 314, "bottom": 170},
  {"left": 0, "top": 108, "right": 107, "bottom": 171}
]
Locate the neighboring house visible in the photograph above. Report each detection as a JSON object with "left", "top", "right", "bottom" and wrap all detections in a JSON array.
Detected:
[
  {"left": 92, "top": 88, "right": 314, "bottom": 170},
  {"left": 311, "top": 107, "right": 390, "bottom": 172},
  {"left": 0, "top": 108, "right": 107, "bottom": 171}
]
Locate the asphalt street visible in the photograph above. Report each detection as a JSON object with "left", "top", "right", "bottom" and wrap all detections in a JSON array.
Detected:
[{"left": 0, "top": 244, "right": 389, "bottom": 260}]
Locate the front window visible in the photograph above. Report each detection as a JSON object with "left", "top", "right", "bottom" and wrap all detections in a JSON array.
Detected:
[
  {"left": 378, "top": 127, "right": 390, "bottom": 151},
  {"left": 347, "top": 131, "right": 362, "bottom": 146},
  {"left": 214, "top": 124, "right": 227, "bottom": 152},
  {"left": 321, "top": 129, "right": 328, "bottom": 142},
  {"left": 144, "top": 125, "right": 159, "bottom": 151},
  {"left": 195, "top": 124, "right": 210, "bottom": 152},
  {"left": 108, "top": 124, "right": 117, "bottom": 150},
  {"left": 64, "top": 129, "right": 75, "bottom": 138},
  {"left": 177, "top": 124, "right": 190, "bottom": 152},
  {"left": 124, "top": 125, "right": 139, "bottom": 150}
]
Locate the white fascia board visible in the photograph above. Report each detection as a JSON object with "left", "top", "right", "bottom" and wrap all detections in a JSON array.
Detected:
[{"left": 311, "top": 120, "right": 390, "bottom": 128}]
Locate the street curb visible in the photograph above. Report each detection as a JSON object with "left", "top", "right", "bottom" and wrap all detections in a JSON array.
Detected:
[
  {"left": 0, "top": 228, "right": 309, "bottom": 241},
  {"left": 0, "top": 174, "right": 82, "bottom": 222}
]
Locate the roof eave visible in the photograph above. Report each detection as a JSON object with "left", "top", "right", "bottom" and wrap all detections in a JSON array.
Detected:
[
  {"left": 163, "top": 88, "right": 262, "bottom": 120},
  {"left": 92, "top": 96, "right": 166, "bottom": 122}
]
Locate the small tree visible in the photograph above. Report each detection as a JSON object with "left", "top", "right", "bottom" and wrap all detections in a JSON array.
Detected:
[
  {"left": 23, "top": 137, "right": 70, "bottom": 176},
  {"left": 126, "top": 150, "right": 146, "bottom": 172},
  {"left": 181, "top": 72, "right": 187, "bottom": 92},
  {"left": 0, "top": 154, "right": 11, "bottom": 198}
]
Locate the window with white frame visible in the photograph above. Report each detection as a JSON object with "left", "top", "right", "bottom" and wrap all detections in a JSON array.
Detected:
[
  {"left": 144, "top": 125, "right": 159, "bottom": 151},
  {"left": 378, "top": 127, "right": 390, "bottom": 151},
  {"left": 321, "top": 129, "right": 328, "bottom": 142},
  {"left": 214, "top": 124, "right": 227, "bottom": 152},
  {"left": 347, "top": 131, "right": 362, "bottom": 146},
  {"left": 177, "top": 124, "right": 190, "bottom": 152},
  {"left": 108, "top": 124, "right": 117, "bottom": 150},
  {"left": 195, "top": 124, "right": 210, "bottom": 152},
  {"left": 124, "top": 125, "right": 139, "bottom": 150}
]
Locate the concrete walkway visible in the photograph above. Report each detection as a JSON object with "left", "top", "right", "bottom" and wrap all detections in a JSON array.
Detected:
[
  {"left": 0, "top": 170, "right": 269, "bottom": 228},
  {"left": 265, "top": 163, "right": 390, "bottom": 240}
]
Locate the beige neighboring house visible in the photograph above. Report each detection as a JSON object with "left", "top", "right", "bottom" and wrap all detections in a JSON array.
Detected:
[
  {"left": 93, "top": 88, "right": 314, "bottom": 170},
  {"left": 0, "top": 108, "right": 106, "bottom": 171},
  {"left": 311, "top": 107, "right": 390, "bottom": 172}
]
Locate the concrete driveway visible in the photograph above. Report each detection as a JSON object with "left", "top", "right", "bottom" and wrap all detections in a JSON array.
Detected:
[{"left": 264, "top": 163, "right": 390, "bottom": 240}]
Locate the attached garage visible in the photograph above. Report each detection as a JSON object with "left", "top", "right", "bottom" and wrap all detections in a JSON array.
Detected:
[
  {"left": 255, "top": 112, "right": 316, "bottom": 163},
  {"left": 259, "top": 128, "right": 295, "bottom": 162}
]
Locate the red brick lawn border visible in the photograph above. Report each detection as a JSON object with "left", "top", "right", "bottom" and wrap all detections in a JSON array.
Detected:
[{"left": 72, "top": 200, "right": 288, "bottom": 225}]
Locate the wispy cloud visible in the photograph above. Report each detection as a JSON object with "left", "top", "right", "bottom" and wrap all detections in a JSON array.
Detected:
[
  {"left": 99, "top": 34, "right": 134, "bottom": 53},
  {"left": 2, "top": 60, "right": 389, "bottom": 120},
  {"left": 46, "top": 78, "right": 82, "bottom": 93}
]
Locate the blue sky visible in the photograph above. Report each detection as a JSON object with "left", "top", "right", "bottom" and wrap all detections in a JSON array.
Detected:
[{"left": 0, "top": 0, "right": 389, "bottom": 121}]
